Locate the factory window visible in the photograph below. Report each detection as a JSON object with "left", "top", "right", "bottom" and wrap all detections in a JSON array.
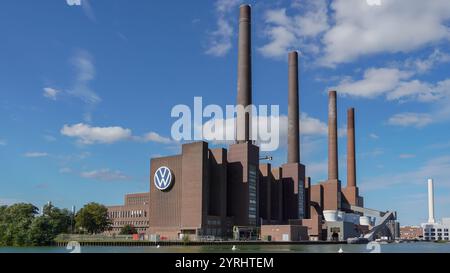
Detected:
[
  {"left": 298, "top": 179, "right": 305, "bottom": 219},
  {"left": 248, "top": 165, "right": 258, "bottom": 223}
]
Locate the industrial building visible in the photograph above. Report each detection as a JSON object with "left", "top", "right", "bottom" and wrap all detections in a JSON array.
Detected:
[
  {"left": 421, "top": 179, "right": 450, "bottom": 241},
  {"left": 106, "top": 193, "right": 150, "bottom": 235},
  {"left": 107, "top": 4, "right": 398, "bottom": 242}
]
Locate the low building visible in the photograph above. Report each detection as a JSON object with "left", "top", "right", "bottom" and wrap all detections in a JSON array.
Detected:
[
  {"left": 260, "top": 225, "right": 308, "bottom": 242},
  {"left": 325, "top": 221, "right": 361, "bottom": 241},
  {"left": 421, "top": 221, "right": 450, "bottom": 241},
  {"left": 106, "top": 192, "right": 150, "bottom": 235},
  {"left": 400, "top": 226, "right": 423, "bottom": 240}
]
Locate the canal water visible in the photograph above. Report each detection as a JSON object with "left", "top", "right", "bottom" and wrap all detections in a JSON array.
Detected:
[{"left": 1, "top": 242, "right": 449, "bottom": 253}]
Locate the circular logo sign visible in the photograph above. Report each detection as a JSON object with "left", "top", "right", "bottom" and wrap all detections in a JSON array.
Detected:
[{"left": 154, "top": 166, "right": 173, "bottom": 191}]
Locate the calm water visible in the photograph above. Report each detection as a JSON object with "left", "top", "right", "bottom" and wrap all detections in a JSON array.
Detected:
[{"left": 1, "top": 242, "right": 449, "bottom": 253}]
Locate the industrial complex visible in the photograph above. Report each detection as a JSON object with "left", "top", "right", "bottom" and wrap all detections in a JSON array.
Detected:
[{"left": 107, "top": 4, "right": 399, "bottom": 243}]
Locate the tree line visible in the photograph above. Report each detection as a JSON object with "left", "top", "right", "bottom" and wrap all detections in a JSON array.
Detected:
[{"left": 0, "top": 202, "right": 134, "bottom": 247}]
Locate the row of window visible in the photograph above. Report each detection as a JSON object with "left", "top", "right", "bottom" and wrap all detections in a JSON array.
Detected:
[
  {"left": 248, "top": 166, "right": 257, "bottom": 222},
  {"left": 424, "top": 236, "right": 449, "bottom": 241},
  {"left": 109, "top": 210, "right": 147, "bottom": 219},
  {"left": 112, "top": 220, "right": 149, "bottom": 227},
  {"left": 424, "top": 233, "right": 449, "bottom": 236},
  {"left": 127, "top": 197, "right": 149, "bottom": 205}
]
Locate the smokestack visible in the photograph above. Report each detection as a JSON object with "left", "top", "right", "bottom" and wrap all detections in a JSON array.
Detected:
[
  {"left": 347, "top": 108, "right": 356, "bottom": 187},
  {"left": 328, "top": 91, "right": 339, "bottom": 180},
  {"left": 236, "top": 4, "right": 252, "bottom": 143},
  {"left": 428, "top": 178, "right": 436, "bottom": 224},
  {"left": 288, "top": 51, "right": 300, "bottom": 163}
]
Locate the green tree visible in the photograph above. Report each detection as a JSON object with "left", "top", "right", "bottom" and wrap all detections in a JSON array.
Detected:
[
  {"left": 119, "top": 224, "right": 137, "bottom": 235},
  {"left": 75, "top": 203, "right": 111, "bottom": 234},
  {"left": 0, "top": 203, "right": 38, "bottom": 246}
]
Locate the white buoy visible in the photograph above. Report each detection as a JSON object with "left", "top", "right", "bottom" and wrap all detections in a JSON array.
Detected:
[
  {"left": 338, "top": 247, "right": 344, "bottom": 253},
  {"left": 232, "top": 245, "right": 237, "bottom": 251}
]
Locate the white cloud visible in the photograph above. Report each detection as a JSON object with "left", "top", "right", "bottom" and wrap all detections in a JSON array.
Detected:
[
  {"left": 69, "top": 51, "right": 100, "bottom": 104},
  {"left": 0, "top": 139, "right": 6, "bottom": 146},
  {"left": 80, "top": 169, "right": 130, "bottom": 181},
  {"left": 61, "top": 123, "right": 174, "bottom": 146},
  {"left": 369, "top": 133, "right": 379, "bottom": 139},
  {"left": 404, "top": 49, "right": 450, "bottom": 74},
  {"left": 205, "top": 0, "right": 243, "bottom": 57},
  {"left": 43, "top": 87, "right": 60, "bottom": 100},
  {"left": 320, "top": 0, "right": 450, "bottom": 66},
  {"left": 61, "top": 123, "right": 132, "bottom": 144},
  {"left": 24, "top": 152, "right": 49, "bottom": 158},
  {"left": 387, "top": 113, "right": 433, "bottom": 128},
  {"left": 333, "top": 58, "right": 450, "bottom": 103},
  {"left": 259, "top": 1, "right": 329, "bottom": 59},
  {"left": 66, "top": 0, "right": 81, "bottom": 6},
  {"left": 334, "top": 67, "right": 410, "bottom": 98},
  {"left": 141, "top": 132, "right": 174, "bottom": 144}
]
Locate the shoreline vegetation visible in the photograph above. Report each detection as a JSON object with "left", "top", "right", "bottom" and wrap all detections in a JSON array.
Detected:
[{"left": 0, "top": 202, "right": 115, "bottom": 247}]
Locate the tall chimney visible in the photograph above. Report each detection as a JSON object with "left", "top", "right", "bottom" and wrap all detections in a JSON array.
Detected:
[
  {"left": 328, "top": 91, "right": 338, "bottom": 180},
  {"left": 428, "top": 178, "right": 436, "bottom": 224},
  {"left": 236, "top": 4, "right": 252, "bottom": 143},
  {"left": 347, "top": 108, "right": 356, "bottom": 187},
  {"left": 288, "top": 51, "right": 300, "bottom": 163}
]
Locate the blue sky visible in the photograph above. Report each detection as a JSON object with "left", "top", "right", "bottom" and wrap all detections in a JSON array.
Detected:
[{"left": 1, "top": 0, "right": 450, "bottom": 226}]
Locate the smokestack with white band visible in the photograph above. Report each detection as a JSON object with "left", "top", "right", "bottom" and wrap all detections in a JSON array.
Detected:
[{"left": 428, "top": 178, "right": 436, "bottom": 224}]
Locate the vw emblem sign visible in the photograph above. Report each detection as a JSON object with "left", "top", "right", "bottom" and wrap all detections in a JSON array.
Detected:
[{"left": 154, "top": 166, "right": 173, "bottom": 191}]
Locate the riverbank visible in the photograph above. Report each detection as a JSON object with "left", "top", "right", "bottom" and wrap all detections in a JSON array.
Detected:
[
  {"left": 1, "top": 242, "right": 449, "bottom": 253},
  {"left": 53, "top": 239, "right": 346, "bottom": 247}
]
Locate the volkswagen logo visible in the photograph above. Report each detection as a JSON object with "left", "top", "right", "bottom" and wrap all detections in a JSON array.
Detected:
[{"left": 154, "top": 166, "right": 173, "bottom": 191}]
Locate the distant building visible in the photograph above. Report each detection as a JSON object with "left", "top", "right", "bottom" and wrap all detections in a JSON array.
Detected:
[
  {"left": 400, "top": 226, "right": 423, "bottom": 240},
  {"left": 422, "top": 222, "right": 450, "bottom": 241},
  {"left": 420, "top": 179, "right": 450, "bottom": 241},
  {"left": 106, "top": 192, "right": 150, "bottom": 235}
]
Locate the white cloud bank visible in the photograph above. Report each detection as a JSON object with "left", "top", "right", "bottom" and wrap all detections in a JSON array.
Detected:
[
  {"left": 60, "top": 123, "right": 174, "bottom": 145},
  {"left": 205, "top": 0, "right": 243, "bottom": 57},
  {"left": 257, "top": 0, "right": 450, "bottom": 66}
]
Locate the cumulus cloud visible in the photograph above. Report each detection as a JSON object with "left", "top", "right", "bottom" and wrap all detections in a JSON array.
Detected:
[
  {"left": 334, "top": 67, "right": 411, "bottom": 98},
  {"left": 141, "top": 132, "right": 175, "bottom": 144},
  {"left": 259, "top": 1, "right": 329, "bottom": 59},
  {"left": 80, "top": 169, "right": 130, "bottom": 181},
  {"left": 66, "top": 0, "right": 81, "bottom": 6},
  {"left": 333, "top": 50, "right": 450, "bottom": 103},
  {"left": 61, "top": 123, "right": 132, "bottom": 144},
  {"left": 24, "top": 152, "right": 49, "bottom": 158},
  {"left": 60, "top": 123, "right": 174, "bottom": 146},
  {"left": 387, "top": 113, "right": 433, "bottom": 128},
  {"left": 404, "top": 49, "right": 450, "bottom": 74},
  {"left": 320, "top": 0, "right": 450, "bottom": 66},
  {"left": 205, "top": 0, "right": 243, "bottom": 57},
  {"left": 43, "top": 87, "right": 60, "bottom": 100}
]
